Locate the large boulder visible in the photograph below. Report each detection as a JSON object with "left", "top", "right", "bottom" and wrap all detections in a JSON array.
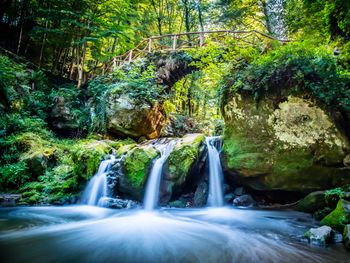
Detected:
[
  {"left": 105, "top": 86, "right": 166, "bottom": 139},
  {"left": 222, "top": 94, "right": 350, "bottom": 196},
  {"left": 161, "top": 134, "right": 206, "bottom": 203}
]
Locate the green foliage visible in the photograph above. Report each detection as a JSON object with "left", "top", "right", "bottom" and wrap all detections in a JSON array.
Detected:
[
  {"left": 286, "top": 0, "right": 350, "bottom": 40},
  {"left": 223, "top": 42, "right": 350, "bottom": 113},
  {"left": 0, "top": 161, "right": 30, "bottom": 190}
]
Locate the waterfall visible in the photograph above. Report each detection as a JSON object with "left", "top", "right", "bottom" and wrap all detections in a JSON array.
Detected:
[
  {"left": 266, "top": 0, "right": 287, "bottom": 40},
  {"left": 144, "top": 141, "right": 176, "bottom": 211},
  {"left": 81, "top": 155, "right": 116, "bottom": 206},
  {"left": 206, "top": 136, "right": 224, "bottom": 207}
]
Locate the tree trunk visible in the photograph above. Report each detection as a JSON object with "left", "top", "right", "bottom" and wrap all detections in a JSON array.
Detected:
[
  {"left": 39, "top": 20, "right": 49, "bottom": 67},
  {"left": 196, "top": 0, "right": 204, "bottom": 32},
  {"left": 182, "top": 0, "right": 191, "bottom": 43}
]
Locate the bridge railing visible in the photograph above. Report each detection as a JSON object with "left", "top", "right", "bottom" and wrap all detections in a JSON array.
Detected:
[{"left": 106, "top": 30, "right": 288, "bottom": 72}]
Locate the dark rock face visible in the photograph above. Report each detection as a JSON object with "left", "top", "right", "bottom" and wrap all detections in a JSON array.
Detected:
[
  {"left": 106, "top": 91, "right": 166, "bottom": 140},
  {"left": 344, "top": 225, "right": 350, "bottom": 250},
  {"left": 194, "top": 181, "right": 208, "bottom": 207},
  {"left": 49, "top": 96, "right": 80, "bottom": 137}
]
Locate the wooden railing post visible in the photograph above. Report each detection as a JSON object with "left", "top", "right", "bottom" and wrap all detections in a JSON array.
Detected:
[
  {"left": 172, "top": 35, "right": 177, "bottom": 50},
  {"left": 148, "top": 38, "right": 152, "bottom": 52},
  {"left": 128, "top": 50, "right": 133, "bottom": 63},
  {"left": 113, "top": 57, "right": 117, "bottom": 70},
  {"left": 199, "top": 32, "right": 204, "bottom": 47}
]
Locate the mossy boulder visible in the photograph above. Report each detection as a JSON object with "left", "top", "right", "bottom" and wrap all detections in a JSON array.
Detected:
[
  {"left": 71, "top": 140, "right": 115, "bottom": 180},
  {"left": 105, "top": 85, "right": 166, "bottom": 139},
  {"left": 222, "top": 94, "right": 350, "bottom": 197},
  {"left": 321, "top": 199, "right": 350, "bottom": 232},
  {"left": 297, "top": 191, "right": 327, "bottom": 213},
  {"left": 161, "top": 134, "right": 206, "bottom": 203},
  {"left": 118, "top": 144, "right": 159, "bottom": 200}
]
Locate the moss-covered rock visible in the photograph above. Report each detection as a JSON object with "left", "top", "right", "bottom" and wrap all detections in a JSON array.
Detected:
[
  {"left": 118, "top": 144, "right": 159, "bottom": 200},
  {"left": 161, "top": 134, "right": 206, "bottom": 203},
  {"left": 222, "top": 94, "right": 350, "bottom": 196},
  {"left": 297, "top": 191, "right": 326, "bottom": 213},
  {"left": 70, "top": 140, "right": 114, "bottom": 180},
  {"left": 321, "top": 199, "right": 350, "bottom": 232},
  {"left": 304, "top": 226, "right": 333, "bottom": 247}
]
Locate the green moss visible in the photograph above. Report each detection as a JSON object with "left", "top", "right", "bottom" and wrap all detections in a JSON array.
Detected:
[
  {"left": 71, "top": 140, "right": 114, "bottom": 179},
  {"left": 325, "top": 187, "right": 344, "bottom": 208},
  {"left": 167, "top": 134, "right": 205, "bottom": 184},
  {"left": 124, "top": 146, "right": 159, "bottom": 189},
  {"left": 297, "top": 191, "right": 326, "bottom": 213},
  {"left": 117, "top": 143, "right": 137, "bottom": 156},
  {"left": 321, "top": 199, "right": 350, "bottom": 232}
]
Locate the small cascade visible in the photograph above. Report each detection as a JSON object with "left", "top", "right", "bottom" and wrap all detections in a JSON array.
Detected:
[
  {"left": 266, "top": 0, "right": 287, "bottom": 40},
  {"left": 206, "top": 136, "right": 224, "bottom": 207},
  {"left": 81, "top": 155, "right": 116, "bottom": 206},
  {"left": 144, "top": 140, "right": 176, "bottom": 211}
]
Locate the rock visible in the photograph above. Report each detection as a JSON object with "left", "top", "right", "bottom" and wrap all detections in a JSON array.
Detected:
[
  {"left": 161, "top": 134, "right": 206, "bottom": 203},
  {"left": 321, "top": 199, "right": 350, "bottom": 232},
  {"left": 49, "top": 96, "right": 81, "bottom": 137},
  {"left": 344, "top": 225, "right": 350, "bottom": 250},
  {"left": 223, "top": 184, "right": 233, "bottom": 194},
  {"left": 304, "top": 226, "right": 332, "bottom": 247},
  {"left": 222, "top": 94, "right": 350, "bottom": 196},
  {"left": 151, "top": 51, "right": 196, "bottom": 87},
  {"left": 117, "top": 144, "right": 159, "bottom": 201},
  {"left": 314, "top": 207, "right": 333, "bottom": 221},
  {"left": 169, "top": 200, "right": 187, "bottom": 208},
  {"left": 224, "top": 193, "right": 235, "bottom": 203},
  {"left": 297, "top": 191, "right": 326, "bottom": 213},
  {"left": 233, "top": 194, "right": 256, "bottom": 207},
  {"left": 0, "top": 194, "right": 21, "bottom": 206},
  {"left": 105, "top": 86, "right": 165, "bottom": 139},
  {"left": 344, "top": 154, "right": 350, "bottom": 167},
  {"left": 331, "top": 231, "right": 343, "bottom": 243},
  {"left": 193, "top": 181, "right": 208, "bottom": 207},
  {"left": 99, "top": 197, "right": 138, "bottom": 209},
  {"left": 71, "top": 140, "right": 114, "bottom": 180},
  {"left": 233, "top": 187, "right": 246, "bottom": 196}
]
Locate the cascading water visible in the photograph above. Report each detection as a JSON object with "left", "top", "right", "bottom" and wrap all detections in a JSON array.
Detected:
[
  {"left": 266, "top": 0, "right": 287, "bottom": 40},
  {"left": 206, "top": 136, "right": 224, "bottom": 207},
  {"left": 143, "top": 140, "right": 176, "bottom": 211},
  {"left": 81, "top": 155, "right": 115, "bottom": 206}
]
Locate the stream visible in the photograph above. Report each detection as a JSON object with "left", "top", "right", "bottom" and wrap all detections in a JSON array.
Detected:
[{"left": 0, "top": 206, "right": 349, "bottom": 263}]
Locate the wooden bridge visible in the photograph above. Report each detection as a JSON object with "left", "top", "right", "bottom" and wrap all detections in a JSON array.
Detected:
[{"left": 107, "top": 30, "right": 288, "bottom": 71}]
